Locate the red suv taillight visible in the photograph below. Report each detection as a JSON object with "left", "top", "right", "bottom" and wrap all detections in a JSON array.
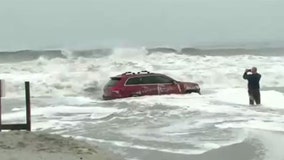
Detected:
[{"left": 111, "top": 87, "right": 122, "bottom": 94}]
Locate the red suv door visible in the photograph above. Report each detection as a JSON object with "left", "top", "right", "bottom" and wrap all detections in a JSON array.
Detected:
[
  {"left": 124, "top": 76, "right": 159, "bottom": 97},
  {"left": 154, "top": 75, "right": 182, "bottom": 95},
  {"left": 124, "top": 77, "right": 144, "bottom": 97},
  {"left": 140, "top": 76, "right": 159, "bottom": 95}
]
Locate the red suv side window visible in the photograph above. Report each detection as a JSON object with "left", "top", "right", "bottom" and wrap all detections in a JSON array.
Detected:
[
  {"left": 126, "top": 76, "right": 174, "bottom": 85},
  {"left": 125, "top": 77, "right": 142, "bottom": 85},
  {"left": 142, "top": 76, "right": 173, "bottom": 84},
  {"left": 141, "top": 76, "right": 157, "bottom": 84},
  {"left": 153, "top": 76, "right": 173, "bottom": 83}
]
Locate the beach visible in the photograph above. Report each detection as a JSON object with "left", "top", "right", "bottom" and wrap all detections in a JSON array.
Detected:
[{"left": 0, "top": 131, "right": 123, "bottom": 160}]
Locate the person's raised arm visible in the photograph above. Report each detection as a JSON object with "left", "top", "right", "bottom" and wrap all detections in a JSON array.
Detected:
[{"left": 243, "top": 69, "right": 250, "bottom": 79}]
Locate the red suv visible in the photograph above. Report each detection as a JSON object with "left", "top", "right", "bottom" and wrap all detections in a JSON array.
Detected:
[{"left": 102, "top": 71, "right": 200, "bottom": 100}]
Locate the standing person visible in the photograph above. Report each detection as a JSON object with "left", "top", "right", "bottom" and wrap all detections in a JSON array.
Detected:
[{"left": 243, "top": 67, "right": 261, "bottom": 105}]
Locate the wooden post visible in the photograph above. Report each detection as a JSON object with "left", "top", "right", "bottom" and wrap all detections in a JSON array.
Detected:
[
  {"left": 0, "top": 80, "right": 2, "bottom": 132},
  {"left": 25, "top": 81, "right": 31, "bottom": 131},
  {"left": 0, "top": 81, "right": 31, "bottom": 131}
]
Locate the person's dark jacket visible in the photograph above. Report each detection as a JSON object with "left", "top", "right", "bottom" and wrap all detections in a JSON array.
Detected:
[{"left": 243, "top": 71, "right": 261, "bottom": 90}]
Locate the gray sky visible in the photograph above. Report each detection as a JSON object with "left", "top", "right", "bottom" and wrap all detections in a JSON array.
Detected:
[{"left": 0, "top": 0, "right": 284, "bottom": 50}]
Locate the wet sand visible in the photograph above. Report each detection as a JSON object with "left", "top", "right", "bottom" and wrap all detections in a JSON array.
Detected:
[{"left": 0, "top": 131, "right": 123, "bottom": 160}]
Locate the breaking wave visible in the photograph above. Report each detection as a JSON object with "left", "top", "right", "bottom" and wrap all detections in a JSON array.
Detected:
[{"left": 1, "top": 47, "right": 284, "bottom": 63}]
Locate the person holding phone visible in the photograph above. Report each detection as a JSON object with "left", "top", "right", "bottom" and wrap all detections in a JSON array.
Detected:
[{"left": 243, "top": 67, "right": 261, "bottom": 105}]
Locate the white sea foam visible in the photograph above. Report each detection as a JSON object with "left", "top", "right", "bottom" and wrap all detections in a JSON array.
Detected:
[
  {"left": 3, "top": 105, "right": 122, "bottom": 130},
  {"left": 0, "top": 48, "right": 283, "bottom": 98}
]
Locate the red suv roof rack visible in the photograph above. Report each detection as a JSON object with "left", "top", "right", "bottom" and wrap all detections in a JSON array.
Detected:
[
  {"left": 137, "top": 70, "right": 151, "bottom": 74},
  {"left": 122, "top": 72, "right": 136, "bottom": 75}
]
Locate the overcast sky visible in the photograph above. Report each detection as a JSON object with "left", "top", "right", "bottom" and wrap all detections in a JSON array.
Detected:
[{"left": 0, "top": 0, "right": 283, "bottom": 50}]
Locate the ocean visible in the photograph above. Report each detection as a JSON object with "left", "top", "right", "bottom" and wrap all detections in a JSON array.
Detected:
[{"left": 1, "top": 47, "right": 284, "bottom": 160}]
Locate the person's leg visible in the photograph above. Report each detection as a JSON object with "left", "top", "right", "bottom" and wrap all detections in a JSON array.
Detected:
[
  {"left": 248, "top": 90, "right": 254, "bottom": 105},
  {"left": 254, "top": 90, "right": 261, "bottom": 105}
]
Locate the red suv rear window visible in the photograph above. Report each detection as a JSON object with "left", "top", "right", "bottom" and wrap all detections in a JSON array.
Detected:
[{"left": 106, "top": 77, "right": 121, "bottom": 87}]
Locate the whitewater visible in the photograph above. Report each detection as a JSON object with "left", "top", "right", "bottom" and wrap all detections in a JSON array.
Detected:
[{"left": 1, "top": 47, "right": 284, "bottom": 160}]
